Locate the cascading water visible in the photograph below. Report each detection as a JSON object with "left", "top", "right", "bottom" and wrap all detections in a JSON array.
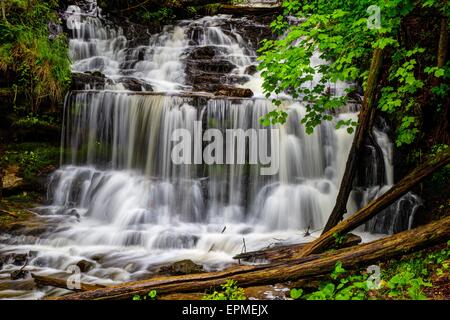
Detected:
[{"left": 0, "top": 1, "right": 420, "bottom": 299}]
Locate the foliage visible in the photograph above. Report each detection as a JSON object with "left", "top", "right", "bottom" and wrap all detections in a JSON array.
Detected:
[
  {"left": 132, "top": 290, "right": 158, "bottom": 301},
  {"left": 259, "top": 109, "right": 288, "bottom": 127},
  {"left": 258, "top": 0, "right": 449, "bottom": 145},
  {"left": 202, "top": 280, "right": 246, "bottom": 300},
  {"left": 290, "top": 262, "right": 370, "bottom": 300},
  {"left": 141, "top": 7, "right": 175, "bottom": 24},
  {"left": 0, "top": 143, "right": 60, "bottom": 181},
  {"left": 332, "top": 232, "right": 347, "bottom": 246},
  {"left": 204, "top": 3, "right": 222, "bottom": 16},
  {"left": 0, "top": 0, "right": 71, "bottom": 112},
  {"left": 290, "top": 242, "right": 450, "bottom": 300},
  {"left": 13, "top": 113, "right": 58, "bottom": 129},
  {"left": 429, "top": 144, "right": 450, "bottom": 185}
]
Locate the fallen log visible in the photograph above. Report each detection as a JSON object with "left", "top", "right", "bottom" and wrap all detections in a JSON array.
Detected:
[
  {"left": 55, "top": 216, "right": 450, "bottom": 300},
  {"left": 233, "top": 234, "right": 361, "bottom": 262},
  {"left": 298, "top": 148, "right": 450, "bottom": 258},
  {"left": 32, "top": 274, "right": 106, "bottom": 292},
  {"left": 323, "top": 48, "right": 384, "bottom": 233}
]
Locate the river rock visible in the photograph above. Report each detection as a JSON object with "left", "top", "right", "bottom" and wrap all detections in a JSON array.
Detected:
[
  {"left": 214, "top": 85, "right": 253, "bottom": 98},
  {"left": 76, "top": 259, "right": 96, "bottom": 273},
  {"left": 152, "top": 259, "right": 204, "bottom": 276}
]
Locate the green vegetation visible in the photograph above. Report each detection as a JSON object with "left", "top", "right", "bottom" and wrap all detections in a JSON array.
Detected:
[
  {"left": 132, "top": 290, "right": 158, "bottom": 301},
  {"left": 202, "top": 280, "right": 247, "bottom": 300},
  {"left": 141, "top": 8, "right": 175, "bottom": 24},
  {"left": 0, "top": 142, "right": 60, "bottom": 182},
  {"left": 332, "top": 232, "right": 348, "bottom": 246},
  {"left": 290, "top": 241, "right": 450, "bottom": 300},
  {"left": 0, "top": 0, "right": 71, "bottom": 112},
  {"left": 258, "top": 0, "right": 449, "bottom": 146},
  {"left": 13, "top": 113, "right": 58, "bottom": 130}
]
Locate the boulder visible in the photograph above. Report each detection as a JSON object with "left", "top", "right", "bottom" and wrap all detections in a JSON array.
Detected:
[{"left": 152, "top": 259, "right": 204, "bottom": 276}]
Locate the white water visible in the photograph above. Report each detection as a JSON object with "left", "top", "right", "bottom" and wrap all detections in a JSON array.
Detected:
[{"left": 0, "top": 2, "right": 419, "bottom": 299}]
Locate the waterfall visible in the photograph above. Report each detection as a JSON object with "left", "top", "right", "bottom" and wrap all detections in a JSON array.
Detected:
[{"left": 0, "top": 1, "right": 421, "bottom": 299}]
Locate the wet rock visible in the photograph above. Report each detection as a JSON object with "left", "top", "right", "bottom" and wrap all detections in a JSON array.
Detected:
[
  {"left": 152, "top": 259, "right": 204, "bottom": 276},
  {"left": 4, "top": 218, "right": 55, "bottom": 237},
  {"left": 124, "top": 263, "right": 136, "bottom": 273},
  {"left": 187, "top": 46, "right": 224, "bottom": 60},
  {"left": 71, "top": 72, "right": 107, "bottom": 90},
  {"left": 88, "top": 70, "right": 106, "bottom": 78},
  {"left": 214, "top": 85, "right": 253, "bottom": 98},
  {"left": 10, "top": 269, "right": 30, "bottom": 280},
  {"left": 67, "top": 209, "right": 80, "bottom": 220},
  {"left": 1, "top": 253, "right": 28, "bottom": 266},
  {"left": 187, "top": 59, "right": 237, "bottom": 74},
  {"left": 90, "top": 254, "right": 106, "bottom": 263},
  {"left": 116, "top": 77, "right": 153, "bottom": 92},
  {"left": 245, "top": 65, "right": 258, "bottom": 75},
  {"left": 76, "top": 259, "right": 96, "bottom": 273}
]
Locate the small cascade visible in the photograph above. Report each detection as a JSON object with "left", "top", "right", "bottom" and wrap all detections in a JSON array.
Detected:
[{"left": 348, "top": 118, "right": 423, "bottom": 234}]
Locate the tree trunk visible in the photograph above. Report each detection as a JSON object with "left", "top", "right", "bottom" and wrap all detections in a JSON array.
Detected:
[
  {"left": 432, "top": 18, "right": 450, "bottom": 145},
  {"left": 437, "top": 18, "right": 448, "bottom": 69},
  {"left": 54, "top": 216, "right": 450, "bottom": 300},
  {"left": 323, "top": 48, "right": 384, "bottom": 233},
  {"left": 297, "top": 148, "right": 450, "bottom": 258}
]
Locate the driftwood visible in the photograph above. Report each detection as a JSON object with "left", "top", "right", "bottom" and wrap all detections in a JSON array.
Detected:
[
  {"left": 55, "top": 216, "right": 450, "bottom": 300},
  {"left": 32, "top": 274, "right": 106, "bottom": 292},
  {"left": 298, "top": 149, "right": 450, "bottom": 258},
  {"left": 323, "top": 48, "right": 384, "bottom": 233},
  {"left": 233, "top": 234, "right": 361, "bottom": 262}
]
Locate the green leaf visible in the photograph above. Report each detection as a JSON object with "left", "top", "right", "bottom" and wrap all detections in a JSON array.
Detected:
[{"left": 290, "top": 288, "right": 304, "bottom": 299}]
